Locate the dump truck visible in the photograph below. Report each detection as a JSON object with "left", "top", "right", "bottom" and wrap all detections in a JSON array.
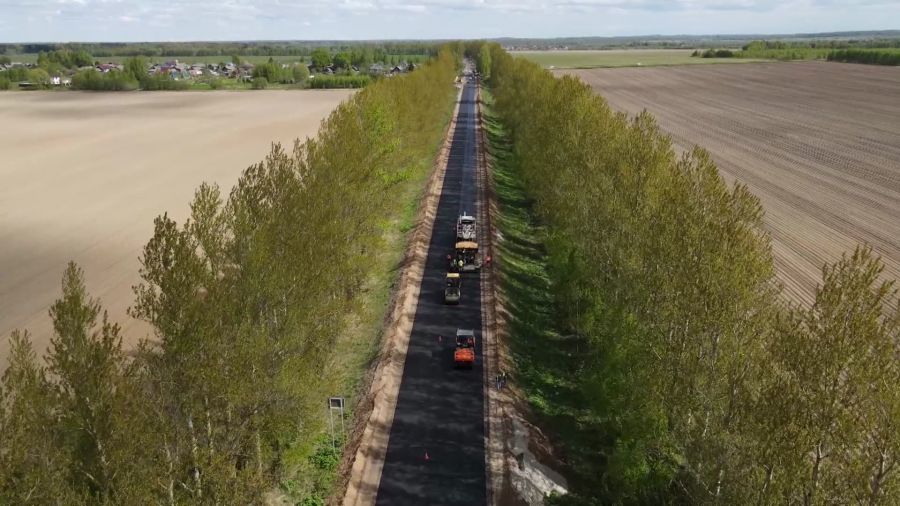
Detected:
[
  {"left": 451, "top": 241, "right": 481, "bottom": 272},
  {"left": 444, "top": 272, "right": 461, "bottom": 305},
  {"left": 454, "top": 329, "right": 476, "bottom": 368},
  {"left": 457, "top": 213, "right": 477, "bottom": 242}
]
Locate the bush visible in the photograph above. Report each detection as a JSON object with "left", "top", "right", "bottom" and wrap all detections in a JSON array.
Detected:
[
  {"left": 292, "top": 64, "right": 310, "bottom": 83},
  {"left": 701, "top": 48, "right": 734, "bottom": 58},
  {"left": 71, "top": 69, "right": 138, "bottom": 91},
  {"left": 252, "top": 76, "right": 268, "bottom": 89},
  {"left": 139, "top": 73, "right": 190, "bottom": 90},
  {"left": 0, "top": 75, "right": 10, "bottom": 90},
  {"left": 308, "top": 74, "right": 370, "bottom": 89}
]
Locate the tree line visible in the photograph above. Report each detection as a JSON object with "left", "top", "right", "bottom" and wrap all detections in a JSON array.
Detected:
[
  {"left": 485, "top": 42, "right": 900, "bottom": 504},
  {"left": 0, "top": 46, "right": 459, "bottom": 504},
  {"left": 827, "top": 48, "right": 900, "bottom": 66},
  {"left": 2, "top": 42, "right": 436, "bottom": 60}
]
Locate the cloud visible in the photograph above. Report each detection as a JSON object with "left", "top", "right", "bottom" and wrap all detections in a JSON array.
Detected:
[{"left": 0, "top": 0, "right": 896, "bottom": 41}]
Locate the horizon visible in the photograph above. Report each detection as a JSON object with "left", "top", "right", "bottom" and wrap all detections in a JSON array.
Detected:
[
  {"left": 4, "top": 29, "right": 899, "bottom": 46},
  {"left": 1, "top": 0, "right": 898, "bottom": 43}
]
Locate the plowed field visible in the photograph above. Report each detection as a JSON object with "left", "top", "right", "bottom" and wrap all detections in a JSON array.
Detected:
[
  {"left": 564, "top": 62, "right": 900, "bottom": 306},
  {"left": 0, "top": 90, "right": 351, "bottom": 361}
]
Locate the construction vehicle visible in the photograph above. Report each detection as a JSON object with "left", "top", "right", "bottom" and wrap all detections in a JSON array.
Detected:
[
  {"left": 457, "top": 213, "right": 477, "bottom": 242},
  {"left": 451, "top": 241, "right": 481, "bottom": 272},
  {"left": 444, "top": 273, "right": 461, "bottom": 304},
  {"left": 454, "top": 329, "right": 476, "bottom": 368}
]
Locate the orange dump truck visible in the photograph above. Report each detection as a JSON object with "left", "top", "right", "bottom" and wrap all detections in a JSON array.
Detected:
[{"left": 454, "top": 329, "right": 476, "bottom": 368}]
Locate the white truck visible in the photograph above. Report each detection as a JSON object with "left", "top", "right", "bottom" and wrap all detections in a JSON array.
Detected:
[{"left": 457, "top": 213, "right": 477, "bottom": 242}]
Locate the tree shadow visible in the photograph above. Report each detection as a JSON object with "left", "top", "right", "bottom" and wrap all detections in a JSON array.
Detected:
[{"left": 485, "top": 100, "right": 610, "bottom": 499}]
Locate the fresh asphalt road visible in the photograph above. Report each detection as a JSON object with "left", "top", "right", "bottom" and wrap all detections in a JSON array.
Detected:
[{"left": 375, "top": 82, "right": 487, "bottom": 505}]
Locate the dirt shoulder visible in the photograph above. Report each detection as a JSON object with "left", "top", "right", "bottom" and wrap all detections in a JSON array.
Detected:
[{"left": 338, "top": 85, "right": 463, "bottom": 506}]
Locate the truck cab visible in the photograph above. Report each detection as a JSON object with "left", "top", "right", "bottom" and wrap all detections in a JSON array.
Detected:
[
  {"left": 452, "top": 241, "right": 481, "bottom": 272},
  {"left": 454, "top": 329, "right": 476, "bottom": 368}
]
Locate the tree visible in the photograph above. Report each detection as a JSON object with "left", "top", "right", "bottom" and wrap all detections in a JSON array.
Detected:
[
  {"left": 232, "top": 54, "right": 242, "bottom": 66},
  {"left": 124, "top": 56, "right": 147, "bottom": 82},
  {"left": 762, "top": 248, "right": 900, "bottom": 503},
  {"left": 333, "top": 51, "right": 351, "bottom": 70},
  {"left": 0, "top": 331, "right": 77, "bottom": 503},
  {"left": 292, "top": 64, "right": 310, "bottom": 83},
  {"left": 310, "top": 48, "right": 331, "bottom": 69},
  {"left": 26, "top": 68, "right": 50, "bottom": 87},
  {"left": 46, "top": 262, "right": 127, "bottom": 500},
  {"left": 477, "top": 44, "right": 491, "bottom": 78}
]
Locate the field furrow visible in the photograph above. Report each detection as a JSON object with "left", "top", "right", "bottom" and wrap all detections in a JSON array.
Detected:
[{"left": 564, "top": 62, "right": 900, "bottom": 306}]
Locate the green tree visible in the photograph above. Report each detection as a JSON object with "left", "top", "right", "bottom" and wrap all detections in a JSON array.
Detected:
[
  {"left": 310, "top": 48, "right": 331, "bottom": 69},
  {"left": 46, "top": 262, "right": 127, "bottom": 500},
  {"left": 26, "top": 68, "right": 50, "bottom": 87},
  {"left": 292, "top": 63, "right": 310, "bottom": 83},
  {"left": 333, "top": 51, "right": 351, "bottom": 70},
  {"left": 477, "top": 44, "right": 491, "bottom": 78},
  {"left": 0, "top": 331, "right": 77, "bottom": 503},
  {"left": 124, "top": 56, "right": 147, "bottom": 82}
]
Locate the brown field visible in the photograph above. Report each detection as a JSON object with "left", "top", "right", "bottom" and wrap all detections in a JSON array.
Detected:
[
  {"left": 1, "top": 90, "right": 351, "bottom": 362},
  {"left": 563, "top": 62, "right": 900, "bottom": 306}
]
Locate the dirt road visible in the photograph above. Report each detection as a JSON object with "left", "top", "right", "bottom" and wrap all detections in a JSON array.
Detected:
[
  {"left": 565, "top": 62, "right": 900, "bottom": 306},
  {"left": 0, "top": 90, "right": 350, "bottom": 361}
]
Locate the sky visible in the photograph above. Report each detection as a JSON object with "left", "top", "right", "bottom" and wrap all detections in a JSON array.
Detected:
[{"left": 0, "top": 0, "right": 898, "bottom": 42}]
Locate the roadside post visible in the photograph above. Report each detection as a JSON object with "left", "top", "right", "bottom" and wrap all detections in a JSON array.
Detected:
[{"left": 328, "top": 396, "right": 346, "bottom": 453}]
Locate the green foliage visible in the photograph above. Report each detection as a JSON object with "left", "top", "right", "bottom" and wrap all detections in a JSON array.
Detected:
[
  {"left": 477, "top": 44, "right": 492, "bottom": 77},
  {"left": 71, "top": 69, "right": 138, "bottom": 91},
  {"left": 123, "top": 56, "right": 147, "bottom": 81},
  {"left": 139, "top": 73, "right": 190, "bottom": 91},
  {"left": 0, "top": 75, "right": 10, "bottom": 90},
  {"left": 333, "top": 51, "right": 351, "bottom": 69},
  {"left": 251, "top": 76, "right": 268, "bottom": 89},
  {"left": 738, "top": 40, "right": 830, "bottom": 60},
  {"left": 292, "top": 63, "right": 310, "bottom": 83},
  {"left": 309, "top": 75, "right": 370, "bottom": 89},
  {"left": 702, "top": 48, "right": 734, "bottom": 58},
  {"left": 252, "top": 61, "right": 287, "bottom": 83},
  {"left": 311, "top": 48, "right": 331, "bottom": 69},
  {"left": 828, "top": 48, "right": 900, "bottom": 65},
  {"left": 486, "top": 41, "right": 900, "bottom": 504},
  {"left": 0, "top": 55, "right": 10, "bottom": 65},
  {"left": 2, "top": 66, "right": 29, "bottom": 82},
  {"left": 24, "top": 68, "right": 51, "bottom": 88},
  {"left": 0, "top": 45, "right": 460, "bottom": 504},
  {"left": 0, "top": 265, "right": 163, "bottom": 502},
  {"left": 36, "top": 48, "right": 92, "bottom": 69}
]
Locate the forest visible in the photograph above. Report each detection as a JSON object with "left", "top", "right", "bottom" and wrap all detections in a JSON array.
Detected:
[
  {"left": 0, "top": 45, "right": 458, "bottom": 504},
  {"left": 484, "top": 42, "right": 900, "bottom": 504}
]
